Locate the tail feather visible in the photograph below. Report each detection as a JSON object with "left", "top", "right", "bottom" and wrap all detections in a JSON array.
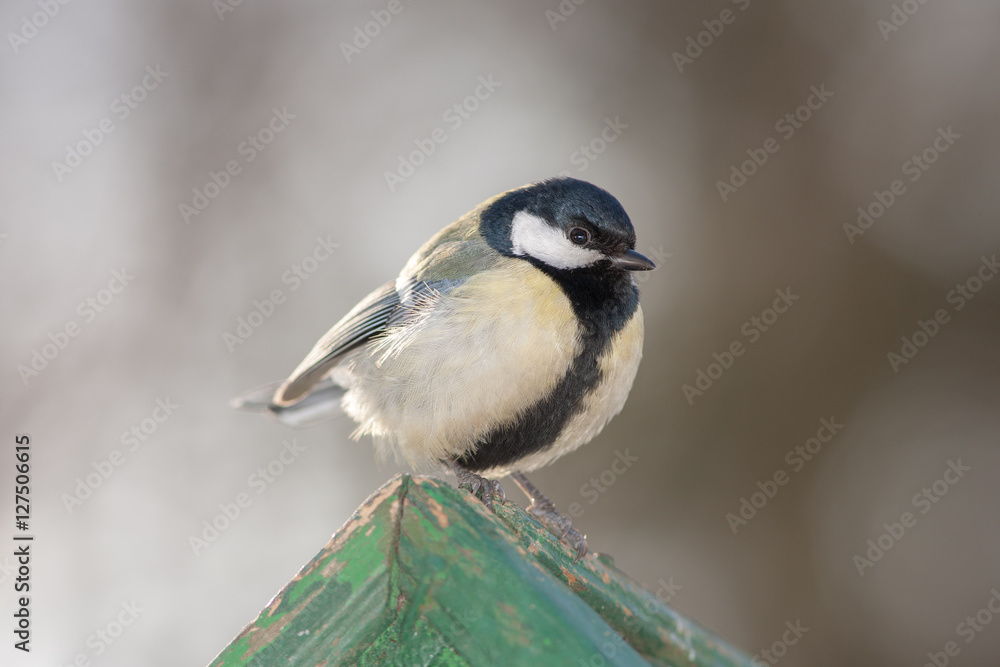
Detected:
[{"left": 231, "top": 378, "right": 345, "bottom": 428}]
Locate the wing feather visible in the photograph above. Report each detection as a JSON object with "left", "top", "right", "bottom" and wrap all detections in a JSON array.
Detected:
[
  {"left": 274, "top": 281, "right": 400, "bottom": 405},
  {"left": 274, "top": 214, "right": 501, "bottom": 406}
]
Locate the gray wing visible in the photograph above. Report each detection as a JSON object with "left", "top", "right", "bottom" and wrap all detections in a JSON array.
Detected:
[
  {"left": 273, "top": 218, "right": 497, "bottom": 406},
  {"left": 231, "top": 377, "right": 347, "bottom": 428},
  {"left": 275, "top": 281, "right": 401, "bottom": 405}
]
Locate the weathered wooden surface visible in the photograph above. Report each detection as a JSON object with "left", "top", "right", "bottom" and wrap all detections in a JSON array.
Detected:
[{"left": 210, "top": 474, "right": 753, "bottom": 666}]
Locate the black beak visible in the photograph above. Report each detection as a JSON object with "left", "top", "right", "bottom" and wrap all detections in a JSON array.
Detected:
[{"left": 611, "top": 248, "right": 656, "bottom": 271}]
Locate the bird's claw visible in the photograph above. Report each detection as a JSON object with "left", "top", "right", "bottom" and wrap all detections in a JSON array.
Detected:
[
  {"left": 527, "top": 499, "right": 588, "bottom": 561},
  {"left": 564, "top": 528, "right": 588, "bottom": 562},
  {"left": 456, "top": 471, "right": 505, "bottom": 511}
]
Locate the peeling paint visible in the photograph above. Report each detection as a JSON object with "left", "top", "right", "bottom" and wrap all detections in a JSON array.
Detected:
[
  {"left": 211, "top": 474, "right": 754, "bottom": 667},
  {"left": 424, "top": 496, "right": 450, "bottom": 528},
  {"left": 321, "top": 558, "right": 348, "bottom": 578},
  {"left": 245, "top": 586, "right": 323, "bottom": 655}
]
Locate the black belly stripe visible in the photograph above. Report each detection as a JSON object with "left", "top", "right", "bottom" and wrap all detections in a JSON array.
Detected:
[{"left": 457, "top": 261, "right": 639, "bottom": 472}]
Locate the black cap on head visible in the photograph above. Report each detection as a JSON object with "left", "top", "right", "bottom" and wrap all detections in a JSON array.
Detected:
[{"left": 480, "top": 178, "right": 638, "bottom": 260}]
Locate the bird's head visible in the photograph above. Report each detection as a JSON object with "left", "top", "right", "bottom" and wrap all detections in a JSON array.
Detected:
[{"left": 480, "top": 177, "right": 655, "bottom": 273}]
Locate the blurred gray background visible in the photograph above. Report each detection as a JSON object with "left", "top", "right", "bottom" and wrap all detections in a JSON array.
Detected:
[{"left": 2, "top": 1, "right": 999, "bottom": 665}]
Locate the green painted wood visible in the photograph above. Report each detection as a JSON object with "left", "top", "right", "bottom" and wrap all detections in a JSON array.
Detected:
[{"left": 209, "top": 475, "right": 754, "bottom": 667}]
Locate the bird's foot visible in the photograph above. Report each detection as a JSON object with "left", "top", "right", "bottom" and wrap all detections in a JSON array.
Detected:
[
  {"left": 447, "top": 459, "right": 505, "bottom": 511},
  {"left": 511, "top": 472, "right": 588, "bottom": 561},
  {"left": 526, "top": 499, "right": 588, "bottom": 561}
]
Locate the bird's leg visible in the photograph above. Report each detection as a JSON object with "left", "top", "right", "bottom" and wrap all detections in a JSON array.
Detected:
[
  {"left": 510, "top": 471, "right": 587, "bottom": 561},
  {"left": 446, "top": 458, "right": 505, "bottom": 511}
]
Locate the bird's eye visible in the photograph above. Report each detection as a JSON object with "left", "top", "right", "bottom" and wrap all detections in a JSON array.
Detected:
[{"left": 568, "top": 228, "right": 590, "bottom": 245}]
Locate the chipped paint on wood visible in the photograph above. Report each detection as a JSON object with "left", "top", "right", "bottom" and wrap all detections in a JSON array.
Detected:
[
  {"left": 246, "top": 587, "right": 323, "bottom": 655},
  {"left": 320, "top": 559, "right": 347, "bottom": 579},
  {"left": 209, "top": 474, "right": 753, "bottom": 667},
  {"left": 425, "top": 495, "right": 450, "bottom": 528}
]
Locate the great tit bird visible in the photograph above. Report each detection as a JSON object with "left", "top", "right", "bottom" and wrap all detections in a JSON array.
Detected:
[{"left": 234, "top": 177, "right": 654, "bottom": 559}]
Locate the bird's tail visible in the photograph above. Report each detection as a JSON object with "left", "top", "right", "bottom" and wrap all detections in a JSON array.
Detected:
[{"left": 230, "top": 378, "right": 346, "bottom": 428}]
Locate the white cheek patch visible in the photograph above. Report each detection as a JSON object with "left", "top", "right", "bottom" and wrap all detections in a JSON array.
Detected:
[{"left": 509, "top": 211, "right": 602, "bottom": 269}]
